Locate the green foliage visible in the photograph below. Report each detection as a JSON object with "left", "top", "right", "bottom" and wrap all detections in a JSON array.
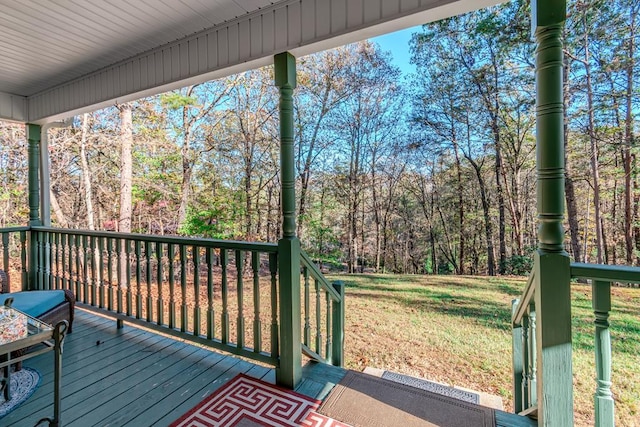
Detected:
[
  {"left": 179, "top": 204, "right": 242, "bottom": 240},
  {"left": 437, "top": 261, "right": 455, "bottom": 275},
  {"left": 160, "top": 92, "right": 198, "bottom": 110},
  {"left": 502, "top": 254, "right": 533, "bottom": 276}
]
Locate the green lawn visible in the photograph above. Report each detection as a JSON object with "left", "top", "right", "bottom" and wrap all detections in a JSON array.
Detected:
[{"left": 327, "top": 274, "right": 640, "bottom": 427}]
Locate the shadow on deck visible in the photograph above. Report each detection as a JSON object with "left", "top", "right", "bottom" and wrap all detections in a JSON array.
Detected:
[{"left": 4, "top": 309, "right": 532, "bottom": 426}]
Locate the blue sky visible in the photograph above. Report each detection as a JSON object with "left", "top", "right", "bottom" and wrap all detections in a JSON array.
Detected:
[{"left": 371, "top": 26, "right": 422, "bottom": 75}]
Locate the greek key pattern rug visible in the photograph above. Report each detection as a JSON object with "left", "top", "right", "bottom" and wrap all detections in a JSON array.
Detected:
[{"left": 170, "top": 373, "right": 351, "bottom": 427}]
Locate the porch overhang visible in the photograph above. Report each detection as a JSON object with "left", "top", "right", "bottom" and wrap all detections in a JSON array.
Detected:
[{"left": 0, "top": 0, "right": 500, "bottom": 124}]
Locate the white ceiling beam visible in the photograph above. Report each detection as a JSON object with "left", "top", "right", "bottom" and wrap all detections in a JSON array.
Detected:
[{"left": 0, "top": 91, "right": 27, "bottom": 123}]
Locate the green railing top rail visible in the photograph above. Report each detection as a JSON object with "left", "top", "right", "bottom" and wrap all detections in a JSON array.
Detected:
[
  {"left": 30, "top": 226, "right": 279, "bottom": 253},
  {"left": 512, "top": 269, "right": 535, "bottom": 326},
  {"left": 571, "top": 262, "right": 640, "bottom": 284},
  {"left": 0, "top": 226, "right": 30, "bottom": 233},
  {"left": 512, "top": 261, "right": 640, "bottom": 327},
  {"left": 300, "top": 250, "right": 341, "bottom": 302}
]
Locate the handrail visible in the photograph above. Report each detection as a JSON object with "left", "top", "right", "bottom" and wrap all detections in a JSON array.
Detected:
[
  {"left": 300, "top": 250, "right": 341, "bottom": 301},
  {"left": 299, "top": 249, "right": 344, "bottom": 367},
  {"left": 512, "top": 269, "right": 535, "bottom": 326},
  {"left": 31, "top": 226, "right": 278, "bottom": 253},
  {"left": 0, "top": 226, "right": 30, "bottom": 233},
  {"left": 571, "top": 262, "right": 640, "bottom": 284}
]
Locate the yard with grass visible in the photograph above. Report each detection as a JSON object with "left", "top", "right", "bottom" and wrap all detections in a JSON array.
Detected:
[{"left": 327, "top": 274, "right": 640, "bottom": 427}]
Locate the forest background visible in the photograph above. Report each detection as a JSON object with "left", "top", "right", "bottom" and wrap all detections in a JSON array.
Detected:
[{"left": 1, "top": 0, "right": 638, "bottom": 277}]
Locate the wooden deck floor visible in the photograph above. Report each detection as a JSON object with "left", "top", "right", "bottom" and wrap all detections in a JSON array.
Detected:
[
  {"left": 4, "top": 309, "right": 345, "bottom": 427},
  {"left": 4, "top": 309, "right": 532, "bottom": 427}
]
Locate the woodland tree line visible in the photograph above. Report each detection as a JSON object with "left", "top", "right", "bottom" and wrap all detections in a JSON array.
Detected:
[{"left": 0, "top": 0, "right": 638, "bottom": 276}]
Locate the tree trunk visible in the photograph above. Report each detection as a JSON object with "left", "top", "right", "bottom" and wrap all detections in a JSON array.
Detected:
[
  {"left": 178, "top": 96, "right": 194, "bottom": 230},
  {"left": 452, "top": 140, "right": 465, "bottom": 274},
  {"left": 624, "top": 7, "right": 637, "bottom": 264},
  {"left": 79, "top": 113, "right": 95, "bottom": 230},
  {"left": 118, "top": 103, "right": 133, "bottom": 286},
  {"left": 583, "top": 24, "right": 605, "bottom": 264},
  {"left": 468, "top": 157, "right": 495, "bottom": 275},
  {"left": 563, "top": 54, "right": 582, "bottom": 262},
  {"left": 118, "top": 105, "right": 133, "bottom": 234},
  {"left": 50, "top": 190, "right": 69, "bottom": 228}
]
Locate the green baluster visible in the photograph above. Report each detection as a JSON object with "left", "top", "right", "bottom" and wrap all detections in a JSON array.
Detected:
[
  {"left": 53, "top": 232, "right": 60, "bottom": 289},
  {"left": 521, "top": 312, "right": 530, "bottom": 408},
  {"left": 331, "top": 281, "right": 344, "bottom": 367},
  {"left": 82, "top": 235, "right": 88, "bottom": 302},
  {"left": 511, "top": 300, "right": 524, "bottom": 413},
  {"left": 324, "top": 286, "right": 329, "bottom": 361},
  {"left": 145, "top": 240, "right": 152, "bottom": 322},
  {"left": 107, "top": 238, "right": 114, "bottom": 310},
  {"left": 126, "top": 239, "right": 132, "bottom": 317},
  {"left": 168, "top": 244, "right": 176, "bottom": 329},
  {"left": 236, "top": 250, "right": 244, "bottom": 349},
  {"left": 206, "top": 247, "right": 215, "bottom": 339},
  {"left": 269, "top": 252, "right": 279, "bottom": 359},
  {"left": 2, "top": 233, "right": 8, "bottom": 274},
  {"left": 221, "top": 249, "right": 229, "bottom": 344},
  {"left": 252, "top": 251, "right": 261, "bottom": 353},
  {"left": 98, "top": 237, "right": 104, "bottom": 308},
  {"left": 135, "top": 240, "right": 142, "bottom": 319},
  {"left": 44, "top": 231, "right": 52, "bottom": 290},
  {"left": 74, "top": 235, "right": 81, "bottom": 299},
  {"left": 315, "top": 278, "right": 322, "bottom": 356},
  {"left": 20, "top": 231, "right": 27, "bottom": 291},
  {"left": 303, "top": 266, "right": 310, "bottom": 347},
  {"left": 593, "top": 280, "right": 614, "bottom": 426},
  {"left": 180, "top": 244, "right": 188, "bottom": 332},
  {"left": 90, "top": 236, "right": 96, "bottom": 305},
  {"left": 157, "top": 242, "right": 164, "bottom": 326},
  {"left": 61, "top": 233, "right": 67, "bottom": 291},
  {"left": 529, "top": 307, "right": 537, "bottom": 406},
  {"left": 37, "top": 230, "right": 45, "bottom": 289},
  {"left": 193, "top": 246, "right": 201, "bottom": 336}
]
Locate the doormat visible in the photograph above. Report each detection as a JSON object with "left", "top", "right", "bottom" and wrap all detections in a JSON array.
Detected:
[
  {"left": 0, "top": 367, "right": 41, "bottom": 419},
  {"left": 319, "top": 371, "right": 495, "bottom": 427},
  {"left": 169, "top": 373, "right": 351, "bottom": 427},
  {"left": 381, "top": 371, "right": 479, "bottom": 404}
]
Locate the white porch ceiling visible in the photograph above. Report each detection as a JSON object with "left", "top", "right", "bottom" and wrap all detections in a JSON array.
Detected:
[{"left": 0, "top": 0, "right": 501, "bottom": 124}]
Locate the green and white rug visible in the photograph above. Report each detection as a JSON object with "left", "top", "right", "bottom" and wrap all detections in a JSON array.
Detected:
[{"left": 0, "top": 367, "right": 40, "bottom": 419}]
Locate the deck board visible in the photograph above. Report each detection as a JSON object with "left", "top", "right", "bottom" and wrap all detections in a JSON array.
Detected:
[{"left": 5, "top": 309, "right": 533, "bottom": 426}]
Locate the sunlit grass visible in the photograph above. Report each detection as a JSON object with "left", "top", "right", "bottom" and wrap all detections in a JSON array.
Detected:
[{"left": 328, "top": 273, "right": 640, "bottom": 427}]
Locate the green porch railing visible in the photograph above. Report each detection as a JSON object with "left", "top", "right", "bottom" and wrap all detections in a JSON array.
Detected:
[
  {"left": 0, "top": 226, "right": 29, "bottom": 291},
  {"left": 1, "top": 226, "right": 344, "bottom": 379},
  {"left": 512, "top": 263, "right": 640, "bottom": 427},
  {"left": 31, "top": 226, "right": 280, "bottom": 365},
  {"left": 300, "top": 250, "right": 344, "bottom": 367}
]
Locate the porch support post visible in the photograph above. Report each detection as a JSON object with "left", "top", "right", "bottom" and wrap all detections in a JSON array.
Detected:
[
  {"left": 532, "top": 1, "right": 573, "bottom": 426},
  {"left": 274, "top": 51, "right": 301, "bottom": 389},
  {"left": 27, "top": 124, "right": 42, "bottom": 291}
]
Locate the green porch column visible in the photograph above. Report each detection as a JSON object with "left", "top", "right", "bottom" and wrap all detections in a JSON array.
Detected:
[
  {"left": 274, "top": 52, "right": 302, "bottom": 389},
  {"left": 532, "top": 1, "right": 573, "bottom": 426},
  {"left": 27, "top": 124, "right": 42, "bottom": 291}
]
